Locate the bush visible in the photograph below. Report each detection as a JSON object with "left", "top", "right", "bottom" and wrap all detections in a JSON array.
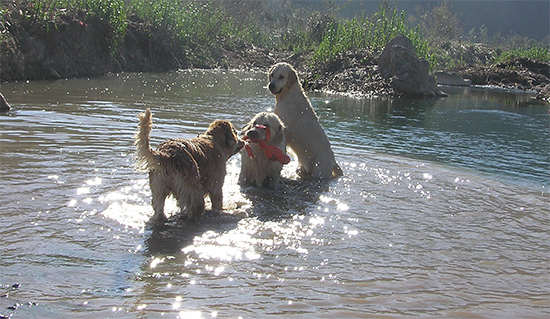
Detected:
[
  {"left": 494, "top": 46, "right": 550, "bottom": 64},
  {"left": 311, "top": 1, "right": 435, "bottom": 70}
]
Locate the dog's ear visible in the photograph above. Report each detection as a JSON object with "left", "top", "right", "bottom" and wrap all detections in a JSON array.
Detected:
[
  {"left": 241, "top": 122, "right": 252, "bottom": 135},
  {"left": 286, "top": 67, "right": 298, "bottom": 89},
  {"left": 208, "top": 120, "right": 237, "bottom": 147},
  {"left": 271, "top": 123, "right": 285, "bottom": 145},
  {"left": 225, "top": 125, "right": 238, "bottom": 148},
  {"left": 268, "top": 65, "right": 275, "bottom": 81}
]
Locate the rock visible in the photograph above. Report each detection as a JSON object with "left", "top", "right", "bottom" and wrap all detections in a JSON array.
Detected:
[
  {"left": 378, "top": 35, "right": 446, "bottom": 97},
  {"left": 434, "top": 71, "right": 471, "bottom": 86},
  {"left": 0, "top": 92, "right": 11, "bottom": 112},
  {"left": 536, "top": 83, "right": 550, "bottom": 103}
]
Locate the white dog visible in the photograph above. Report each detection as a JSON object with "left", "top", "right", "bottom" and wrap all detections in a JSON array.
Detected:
[
  {"left": 239, "top": 112, "right": 289, "bottom": 190},
  {"left": 268, "top": 62, "right": 342, "bottom": 179}
]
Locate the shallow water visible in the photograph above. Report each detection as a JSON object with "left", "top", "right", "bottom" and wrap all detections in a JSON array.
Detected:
[{"left": 0, "top": 70, "right": 548, "bottom": 318}]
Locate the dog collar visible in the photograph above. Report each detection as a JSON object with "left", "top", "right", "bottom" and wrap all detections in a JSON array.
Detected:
[{"left": 243, "top": 125, "right": 290, "bottom": 165}]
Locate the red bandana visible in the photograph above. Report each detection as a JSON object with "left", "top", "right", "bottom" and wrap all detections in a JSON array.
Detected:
[{"left": 244, "top": 125, "right": 290, "bottom": 165}]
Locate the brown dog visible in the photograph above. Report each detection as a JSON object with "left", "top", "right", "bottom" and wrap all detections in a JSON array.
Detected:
[
  {"left": 134, "top": 108, "right": 244, "bottom": 223},
  {"left": 239, "top": 112, "right": 289, "bottom": 190}
]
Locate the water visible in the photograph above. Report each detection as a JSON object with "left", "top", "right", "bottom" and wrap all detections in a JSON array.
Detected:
[{"left": 0, "top": 71, "right": 548, "bottom": 318}]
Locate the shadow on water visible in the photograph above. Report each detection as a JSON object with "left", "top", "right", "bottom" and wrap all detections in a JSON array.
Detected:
[
  {"left": 144, "top": 178, "right": 331, "bottom": 255},
  {"left": 144, "top": 211, "right": 242, "bottom": 255},
  {"left": 239, "top": 178, "right": 331, "bottom": 221}
]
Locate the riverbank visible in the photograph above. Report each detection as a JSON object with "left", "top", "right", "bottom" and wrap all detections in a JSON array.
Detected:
[{"left": 1, "top": 3, "right": 548, "bottom": 102}]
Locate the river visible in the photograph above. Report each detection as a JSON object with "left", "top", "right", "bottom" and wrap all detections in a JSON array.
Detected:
[{"left": 0, "top": 70, "right": 548, "bottom": 318}]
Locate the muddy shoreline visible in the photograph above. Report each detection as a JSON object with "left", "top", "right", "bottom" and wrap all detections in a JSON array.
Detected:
[{"left": 1, "top": 8, "right": 548, "bottom": 102}]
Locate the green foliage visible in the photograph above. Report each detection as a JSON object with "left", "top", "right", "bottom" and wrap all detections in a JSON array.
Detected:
[
  {"left": 79, "top": 0, "right": 127, "bottom": 38},
  {"left": 128, "top": 0, "right": 268, "bottom": 59},
  {"left": 18, "top": 0, "right": 127, "bottom": 40},
  {"left": 493, "top": 46, "right": 550, "bottom": 64},
  {"left": 311, "top": 1, "right": 435, "bottom": 69},
  {"left": 6, "top": 0, "right": 547, "bottom": 71}
]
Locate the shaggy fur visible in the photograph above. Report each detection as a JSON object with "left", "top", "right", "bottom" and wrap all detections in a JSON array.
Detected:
[
  {"left": 134, "top": 108, "right": 244, "bottom": 222},
  {"left": 239, "top": 112, "right": 287, "bottom": 190},
  {"left": 268, "top": 62, "right": 343, "bottom": 179}
]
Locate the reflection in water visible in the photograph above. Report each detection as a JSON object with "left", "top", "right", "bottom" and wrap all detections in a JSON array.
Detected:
[
  {"left": 0, "top": 71, "right": 548, "bottom": 318},
  {"left": 319, "top": 86, "right": 549, "bottom": 187}
]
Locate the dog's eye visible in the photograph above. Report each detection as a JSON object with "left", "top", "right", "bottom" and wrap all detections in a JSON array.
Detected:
[{"left": 279, "top": 75, "right": 284, "bottom": 79}]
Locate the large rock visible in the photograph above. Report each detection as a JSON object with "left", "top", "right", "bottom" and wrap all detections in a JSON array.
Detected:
[{"left": 378, "top": 35, "right": 445, "bottom": 97}]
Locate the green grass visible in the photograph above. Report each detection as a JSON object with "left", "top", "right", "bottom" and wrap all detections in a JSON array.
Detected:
[
  {"left": 311, "top": 3, "right": 435, "bottom": 69},
  {"left": 7, "top": 0, "right": 548, "bottom": 71},
  {"left": 493, "top": 46, "right": 550, "bottom": 64}
]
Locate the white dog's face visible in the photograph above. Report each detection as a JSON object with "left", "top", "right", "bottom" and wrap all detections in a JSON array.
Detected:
[
  {"left": 242, "top": 112, "right": 284, "bottom": 144},
  {"left": 268, "top": 62, "right": 298, "bottom": 95}
]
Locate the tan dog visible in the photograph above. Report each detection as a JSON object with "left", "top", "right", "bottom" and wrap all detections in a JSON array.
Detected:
[
  {"left": 134, "top": 108, "right": 244, "bottom": 223},
  {"left": 268, "top": 62, "right": 343, "bottom": 179},
  {"left": 239, "top": 112, "right": 289, "bottom": 190}
]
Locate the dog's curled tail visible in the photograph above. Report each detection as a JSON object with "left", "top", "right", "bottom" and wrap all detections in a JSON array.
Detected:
[{"left": 134, "top": 108, "right": 157, "bottom": 171}]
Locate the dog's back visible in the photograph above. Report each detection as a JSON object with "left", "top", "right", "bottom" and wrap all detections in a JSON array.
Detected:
[{"left": 135, "top": 108, "right": 200, "bottom": 174}]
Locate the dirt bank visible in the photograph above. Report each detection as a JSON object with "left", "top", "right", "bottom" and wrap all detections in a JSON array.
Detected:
[
  {"left": 452, "top": 58, "right": 550, "bottom": 101},
  {"left": 0, "top": 8, "right": 187, "bottom": 81},
  {"left": 1, "top": 6, "right": 548, "bottom": 102}
]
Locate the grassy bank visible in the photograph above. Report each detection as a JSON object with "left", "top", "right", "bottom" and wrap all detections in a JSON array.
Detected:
[
  {"left": 1, "top": 0, "right": 548, "bottom": 79},
  {"left": 1, "top": 0, "right": 434, "bottom": 68}
]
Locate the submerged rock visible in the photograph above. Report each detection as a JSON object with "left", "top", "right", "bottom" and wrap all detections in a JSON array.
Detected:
[{"left": 378, "top": 35, "right": 446, "bottom": 97}]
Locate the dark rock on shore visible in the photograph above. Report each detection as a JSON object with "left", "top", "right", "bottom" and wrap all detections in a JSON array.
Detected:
[
  {"left": 301, "top": 35, "right": 448, "bottom": 98},
  {"left": 302, "top": 49, "right": 394, "bottom": 98},
  {"left": 378, "top": 35, "right": 445, "bottom": 97}
]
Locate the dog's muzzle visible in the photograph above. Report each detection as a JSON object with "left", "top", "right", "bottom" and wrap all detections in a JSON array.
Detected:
[{"left": 268, "top": 82, "right": 282, "bottom": 95}]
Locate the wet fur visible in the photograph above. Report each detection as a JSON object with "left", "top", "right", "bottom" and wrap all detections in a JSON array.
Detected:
[
  {"left": 239, "top": 112, "right": 286, "bottom": 190},
  {"left": 134, "top": 108, "right": 243, "bottom": 223},
  {"left": 268, "top": 62, "right": 343, "bottom": 179}
]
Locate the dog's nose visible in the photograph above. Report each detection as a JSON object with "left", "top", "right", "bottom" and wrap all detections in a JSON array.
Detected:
[{"left": 268, "top": 82, "right": 276, "bottom": 92}]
